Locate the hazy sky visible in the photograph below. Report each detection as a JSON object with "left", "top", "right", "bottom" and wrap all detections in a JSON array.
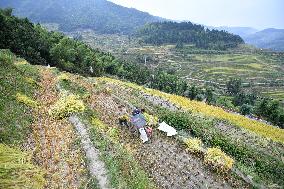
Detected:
[{"left": 108, "top": 0, "right": 284, "bottom": 29}]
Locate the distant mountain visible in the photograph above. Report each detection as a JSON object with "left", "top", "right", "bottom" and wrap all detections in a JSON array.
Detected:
[
  {"left": 210, "top": 26, "right": 284, "bottom": 52},
  {"left": 136, "top": 22, "right": 244, "bottom": 50},
  {"left": 243, "top": 28, "right": 284, "bottom": 51},
  {"left": 0, "top": 0, "right": 164, "bottom": 34},
  {"left": 212, "top": 26, "right": 258, "bottom": 38}
]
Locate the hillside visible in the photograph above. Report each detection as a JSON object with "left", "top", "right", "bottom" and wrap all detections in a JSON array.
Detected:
[
  {"left": 1, "top": 9, "right": 284, "bottom": 189},
  {"left": 78, "top": 31, "right": 284, "bottom": 104},
  {"left": 0, "top": 0, "right": 163, "bottom": 34},
  {"left": 135, "top": 22, "right": 244, "bottom": 50},
  {"left": 244, "top": 28, "right": 284, "bottom": 51},
  {"left": 1, "top": 49, "right": 284, "bottom": 188}
]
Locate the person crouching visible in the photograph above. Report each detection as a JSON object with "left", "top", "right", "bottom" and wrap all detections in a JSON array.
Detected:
[{"left": 130, "top": 109, "right": 149, "bottom": 143}]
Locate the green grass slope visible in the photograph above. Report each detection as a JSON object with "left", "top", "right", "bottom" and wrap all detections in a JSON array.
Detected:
[{"left": 0, "top": 50, "right": 45, "bottom": 189}]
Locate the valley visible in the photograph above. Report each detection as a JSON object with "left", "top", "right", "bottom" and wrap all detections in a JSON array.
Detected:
[
  {"left": 74, "top": 30, "right": 284, "bottom": 103},
  {"left": 1, "top": 1, "right": 284, "bottom": 188}
]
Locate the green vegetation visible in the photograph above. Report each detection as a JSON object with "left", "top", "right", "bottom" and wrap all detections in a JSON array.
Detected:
[
  {"left": 0, "top": 9, "right": 189, "bottom": 97},
  {"left": 135, "top": 22, "right": 244, "bottom": 50},
  {"left": 78, "top": 32, "right": 284, "bottom": 102},
  {"left": 158, "top": 109, "right": 284, "bottom": 186},
  {"left": 78, "top": 31, "right": 284, "bottom": 127},
  {"left": 1, "top": 8, "right": 284, "bottom": 188},
  {"left": 58, "top": 74, "right": 90, "bottom": 99},
  {"left": 49, "top": 94, "right": 85, "bottom": 119},
  {"left": 0, "top": 50, "right": 45, "bottom": 188},
  {"left": 82, "top": 110, "right": 156, "bottom": 189},
  {"left": 0, "top": 8, "right": 116, "bottom": 76},
  {"left": 0, "top": 0, "right": 162, "bottom": 34},
  {"left": 0, "top": 50, "right": 39, "bottom": 144},
  {"left": 0, "top": 144, "right": 45, "bottom": 189}
]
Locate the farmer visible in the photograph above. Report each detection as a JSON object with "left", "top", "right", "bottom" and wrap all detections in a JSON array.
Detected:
[{"left": 130, "top": 108, "right": 149, "bottom": 143}]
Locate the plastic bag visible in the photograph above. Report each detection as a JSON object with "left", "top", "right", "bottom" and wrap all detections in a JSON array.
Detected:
[{"left": 158, "top": 121, "right": 177, "bottom": 136}]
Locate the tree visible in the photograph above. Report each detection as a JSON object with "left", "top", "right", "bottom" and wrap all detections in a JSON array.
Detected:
[
  {"left": 254, "top": 98, "right": 284, "bottom": 127},
  {"left": 187, "top": 85, "right": 199, "bottom": 100},
  {"left": 205, "top": 87, "right": 216, "bottom": 104},
  {"left": 175, "top": 41, "right": 184, "bottom": 49},
  {"left": 136, "top": 22, "right": 244, "bottom": 50},
  {"left": 233, "top": 92, "right": 256, "bottom": 106},
  {"left": 240, "top": 104, "right": 253, "bottom": 115},
  {"left": 226, "top": 78, "right": 242, "bottom": 95}
]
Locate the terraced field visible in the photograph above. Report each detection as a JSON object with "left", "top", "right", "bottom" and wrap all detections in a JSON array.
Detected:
[
  {"left": 1, "top": 50, "right": 283, "bottom": 188},
  {"left": 73, "top": 30, "right": 284, "bottom": 103}
]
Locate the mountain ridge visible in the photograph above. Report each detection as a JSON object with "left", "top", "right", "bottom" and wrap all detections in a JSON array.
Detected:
[
  {"left": 243, "top": 28, "right": 284, "bottom": 51},
  {"left": 0, "top": 0, "right": 164, "bottom": 34}
]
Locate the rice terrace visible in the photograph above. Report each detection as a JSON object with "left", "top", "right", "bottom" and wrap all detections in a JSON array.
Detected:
[{"left": 0, "top": 0, "right": 284, "bottom": 189}]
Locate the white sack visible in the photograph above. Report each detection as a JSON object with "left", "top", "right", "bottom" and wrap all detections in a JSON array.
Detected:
[{"left": 158, "top": 121, "right": 177, "bottom": 136}]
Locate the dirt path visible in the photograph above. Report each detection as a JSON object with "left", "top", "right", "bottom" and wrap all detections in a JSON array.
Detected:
[
  {"left": 90, "top": 92, "right": 238, "bottom": 189},
  {"left": 69, "top": 115, "right": 112, "bottom": 189},
  {"left": 29, "top": 68, "right": 85, "bottom": 188}
]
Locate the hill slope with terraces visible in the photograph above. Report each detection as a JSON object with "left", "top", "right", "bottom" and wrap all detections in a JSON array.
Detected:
[
  {"left": 1, "top": 7, "right": 284, "bottom": 189},
  {"left": 1, "top": 49, "right": 283, "bottom": 188}
]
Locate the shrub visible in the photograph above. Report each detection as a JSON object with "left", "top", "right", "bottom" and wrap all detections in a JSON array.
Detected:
[
  {"left": 14, "top": 60, "right": 28, "bottom": 66},
  {"left": 184, "top": 138, "right": 202, "bottom": 153},
  {"left": 204, "top": 147, "right": 234, "bottom": 172},
  {"left": 49, "top": 94, "right": 85, "bottom": 118},
  {"left": 16, "top": 93, "right": 38, "bottom": 108}
]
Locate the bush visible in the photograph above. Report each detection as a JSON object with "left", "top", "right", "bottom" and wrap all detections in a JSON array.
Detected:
[
  {"left": 49, "top": 94, "right": 85, "bottom": 118},
  {"left": 204, "top": 147, "right": 234, "bottom": 172},
  {"left": 184, "top": 138, "right": 202, "bottom": 153},
  {"left": 216, "top": 96, "right": 236, "bottom": 110},
  {"left": 226, "top": 78, "right": 242, "bottom": 95}
]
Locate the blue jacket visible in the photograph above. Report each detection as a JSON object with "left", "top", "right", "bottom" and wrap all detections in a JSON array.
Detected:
[{"left": 131, "top": 113, "right": 146, "bottom": 128}]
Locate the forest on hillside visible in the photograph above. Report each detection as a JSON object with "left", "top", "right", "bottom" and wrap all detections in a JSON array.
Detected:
[
  {"left": 0, "top": 0, "right": 163, "bottom": 34},
  {"left": 135, "top": 22, "right": 244, "bottom": 50}
]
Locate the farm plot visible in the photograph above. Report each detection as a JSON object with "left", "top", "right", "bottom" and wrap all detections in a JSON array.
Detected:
[
  {"left": 30, "top": 68, "right": 87, "bottom": 188},
  {"left": 95, "top": 77, "right": 284, "bottom": 187},
  {"left": 57, "top": 73, "right": 248, "bottom": 188},
  {"left": 88, "top": 89, "right": 244, "bottom": 189},
  {"left": 76, "top": 31, "right": 284, "bottom": 99}
]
